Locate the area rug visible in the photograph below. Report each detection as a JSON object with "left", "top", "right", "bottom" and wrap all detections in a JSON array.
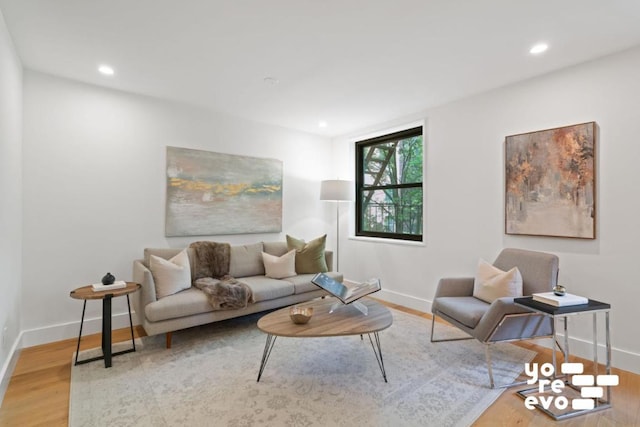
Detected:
[{"left": 69, "top": 308, "right": 535, "bottom": 427}]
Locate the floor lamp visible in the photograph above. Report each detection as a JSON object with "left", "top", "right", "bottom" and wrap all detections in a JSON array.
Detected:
[{"left": 320, "top": 179, "right": 352, "bottom": 272}]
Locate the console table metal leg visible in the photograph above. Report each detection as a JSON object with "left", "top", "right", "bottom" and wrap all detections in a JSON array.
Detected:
[
  {"left": 74, "top": 301, "right": 87, "bottom": 366},
  {"left": 563, "top": 316, "right": 569, "bottom": 364},
  {"left": 551, "top": 318, "right": 557, "bottom": 377},
  {"left": 606, "top": 311, "right": 612, "bottom": 403},
  {"left": 257, "top": 334, "right": 277, "bottom": 382},
  {"left": 367, "top": 332, "right": 387, "bottom": 383},
  {"left": 593, "top": 313, "right": 598, "bottom": 377}
]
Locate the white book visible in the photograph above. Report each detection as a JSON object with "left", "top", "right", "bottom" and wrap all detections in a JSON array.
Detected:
[
  {"left": 532, "top": 292, "right": 588, "bottom": 307},
  {"left": 92, "top": 281, "right": 127, "bottom": 291}
]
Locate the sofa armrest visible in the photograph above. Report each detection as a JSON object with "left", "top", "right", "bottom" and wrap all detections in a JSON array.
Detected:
[
  {"left": 324, "top": 250, "right": 334, "bottom": 271},
  {"left": 434, "top": 277, "right": 474, "bottom": 298},
  {"left": 133, "top": 259, "right": 157, "bottom": 317}
]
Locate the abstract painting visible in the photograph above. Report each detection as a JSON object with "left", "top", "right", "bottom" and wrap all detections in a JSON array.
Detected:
[
  {"left": 505, "top": 122, "right": 596, "bottom": 239},
  {"left": 166, "top": 147, "right": 282, "bottom": 236}
]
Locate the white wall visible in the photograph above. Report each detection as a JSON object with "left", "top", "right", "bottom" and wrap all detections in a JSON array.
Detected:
[
  {"left": 0, "top": 9, "right": 22, "bottom": 395},
  {"left": 335, "top": 46, "right": 640, "bottom": 374},
  {"left": 21, "top": 71, "right": 334, "bottom": 346}
]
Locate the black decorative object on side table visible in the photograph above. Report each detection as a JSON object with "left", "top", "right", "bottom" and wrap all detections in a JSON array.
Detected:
[{"left": 102, "top": 272, "right": 115, "bottom": 285}]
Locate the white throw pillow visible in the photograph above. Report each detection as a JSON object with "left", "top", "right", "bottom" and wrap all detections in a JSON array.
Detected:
[
  {"left": 262, "top": 250, "right": 297, "bottom": 279},
  {"left": 473, "top": 258, "right": 523, "bottom": 303},
  {"left": 149, "top": 250, "right": 192, "bottom": 298}
]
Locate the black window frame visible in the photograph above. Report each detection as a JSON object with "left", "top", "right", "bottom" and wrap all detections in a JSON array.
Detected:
[{"left": 355, "top": 126, "right": 423, "bottom": 241}]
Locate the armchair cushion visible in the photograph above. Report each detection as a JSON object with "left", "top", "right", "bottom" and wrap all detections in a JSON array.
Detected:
[
  {"left": 433, "top": 296, "right": 489, "bottom": 329},
  {"left": 472, "top": 259, "right": 523, "bottom": 303}
]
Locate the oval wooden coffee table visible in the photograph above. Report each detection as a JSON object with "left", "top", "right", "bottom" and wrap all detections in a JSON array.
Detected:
[{"left": 256, "top": 297, "right": 393, "bottom": 382}]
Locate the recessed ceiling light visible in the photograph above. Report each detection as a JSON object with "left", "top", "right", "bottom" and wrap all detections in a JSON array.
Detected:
[
  {"left": 318, "top": 121, "right": 328, "bottom": 128},
  {"left": 529, "top": 43, "right": 548, "bottom": 55},
  {"left": 98, "top": 64, "right": 115, "bottom": 76}
]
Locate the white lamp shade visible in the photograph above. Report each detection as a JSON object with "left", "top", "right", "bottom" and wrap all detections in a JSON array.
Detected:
[{"left": 320, "top": 180, "right": 352, "bottom": 201}]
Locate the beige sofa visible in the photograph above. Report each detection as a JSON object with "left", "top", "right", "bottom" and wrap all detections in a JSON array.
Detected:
[{"left": 132, "top": 241, "right": 342, "bottom": 347}]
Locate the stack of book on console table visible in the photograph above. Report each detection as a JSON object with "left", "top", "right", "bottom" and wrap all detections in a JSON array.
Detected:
[
  {"left": 91, "top": 281, "right": 127, "bottom": 291},
  {"left": 532, "top": 292, "right": 588, "bottom": 307}
]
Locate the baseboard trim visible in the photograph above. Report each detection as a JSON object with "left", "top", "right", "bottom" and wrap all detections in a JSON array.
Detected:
[
  {"left": 0, "top": 331, "right": 23, "bottom": 406},
  {"left": 552, "top": 333, "right": 640, "bottom": 376},
  {"left": 376, "top": 289, "right": 432, "bottom": 313},
  {"left": 20, "top": 311, "right": 140, "bottom": 349},
  {"left": 343, "top": 279, "right": 431, "bottom": 313}
]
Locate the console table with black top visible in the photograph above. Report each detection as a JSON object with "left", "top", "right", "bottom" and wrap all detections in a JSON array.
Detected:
[
  {"left": 70, "top": 282, "right": 141, "bottom": 368},
  {"left": 514, "top": 296, "right": 613, "bottom": 420}
]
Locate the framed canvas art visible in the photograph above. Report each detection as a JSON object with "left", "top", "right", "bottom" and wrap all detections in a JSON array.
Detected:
[
  {"left": 505, "top": 122, "right": 596, "bottom": 239},
  {"left": 165, "top": 147, "right": 283, "bottom": 236}
]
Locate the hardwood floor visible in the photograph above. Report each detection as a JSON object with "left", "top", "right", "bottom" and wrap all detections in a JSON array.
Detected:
[
  {"left": 0, "top": 327, "right": 146, "bottom": 427},
  {"left": 1, "top": 305, "right": 638, "bottom": 426}
]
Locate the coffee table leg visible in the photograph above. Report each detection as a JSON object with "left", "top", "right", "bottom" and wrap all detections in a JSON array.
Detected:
[
  {"left": 257, "top": 334, "right": 277, "bottom": 382},
  {"left": 368, "top": 332, "right": 387, "bottom": 382}
]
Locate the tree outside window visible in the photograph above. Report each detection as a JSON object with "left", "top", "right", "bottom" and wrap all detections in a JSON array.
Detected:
[{"left": 356, "top": 127, "right": 423, "bottom": 241}]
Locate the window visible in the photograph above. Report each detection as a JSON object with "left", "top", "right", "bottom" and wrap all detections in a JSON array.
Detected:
[{"left": 356, "top": 126, "right": 423, "bottom": 241}]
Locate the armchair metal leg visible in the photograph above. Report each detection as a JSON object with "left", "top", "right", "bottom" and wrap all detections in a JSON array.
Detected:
[
  {"left": 485, "top": 344, "right": 529, "bottom": 389},
  {"left": 430, "top": 314, "right": 473, "bottom": 343}
]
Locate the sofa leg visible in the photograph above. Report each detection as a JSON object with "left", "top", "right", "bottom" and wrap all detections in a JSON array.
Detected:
[{"left": 166, "top": 332, "right": 172, "bottom": 349}]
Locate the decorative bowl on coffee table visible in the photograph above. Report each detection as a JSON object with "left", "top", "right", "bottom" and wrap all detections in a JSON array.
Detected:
[{"left": 289, "top": 306, "right": 313, "bottom": 324}]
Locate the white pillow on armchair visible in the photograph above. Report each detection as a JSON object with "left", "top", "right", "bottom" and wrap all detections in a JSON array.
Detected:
[{"left": 473, "top": 258, "right": 523, "bottom": 303}]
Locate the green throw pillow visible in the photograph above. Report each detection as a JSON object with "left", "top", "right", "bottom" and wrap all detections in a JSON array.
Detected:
[{"left": 286, "top": 234, "right": 328, "bottom": 274}]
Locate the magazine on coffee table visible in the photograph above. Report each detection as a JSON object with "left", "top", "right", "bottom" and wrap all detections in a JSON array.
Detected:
[{"left": 311, "top": 273, "right": 381, "bottom": 304}]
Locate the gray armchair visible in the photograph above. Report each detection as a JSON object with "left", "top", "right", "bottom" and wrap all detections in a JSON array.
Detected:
[{"left": 430, "top": 248, "right": 559, "bottom": 388}]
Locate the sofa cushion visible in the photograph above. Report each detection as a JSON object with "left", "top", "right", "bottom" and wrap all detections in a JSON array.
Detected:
[
  {"left": 283, "top": 272, "right": 344, "bottom": 294},
  {"left": 286, "top": 234, "right": 329, "bottom": 274},
  {"left": 434, "top": 296, "right": 489, "bottom": 329},
  {"left": 473, "top": 259, "right": 523, "bottom": 303},
  {"left": 262, "top": 241, "right": 288, "bottom": 257},
  {"left": 144, "top": 247, "right": 196, "bottom": 273},
  {"left": 262, "top": 250, "right": 297, "bottom": 279},
  {"left": 149, "top": 250, "right": 192, "bottom": 299},
  {"left": 229, "top": 242, "right": 265, "bottom": 277},
  {"left": 240, "top": 276, "right": 294, "bottom": 302},
  {"left": 145, "top": 287, "right": 213, "bottom": 322}
]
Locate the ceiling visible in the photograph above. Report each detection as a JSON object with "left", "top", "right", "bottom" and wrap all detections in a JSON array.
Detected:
[{"left": 2, "top": 0, "right": 640, "bottom": 137}]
